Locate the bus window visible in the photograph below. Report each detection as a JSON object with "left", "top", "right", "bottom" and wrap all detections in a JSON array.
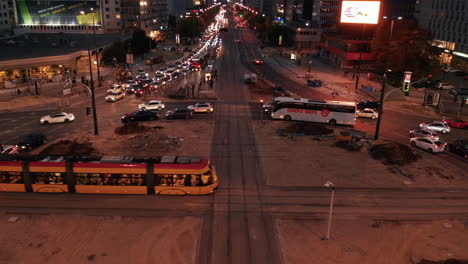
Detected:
[
  {"left": 0, "top": 171, "right": 23, "bottom": 184},
  {"left": 201, "top": 172, "right": 213, "bottom": 186},
  {"left": 30, "top": 172, "right": 64, "bottom": 184}
]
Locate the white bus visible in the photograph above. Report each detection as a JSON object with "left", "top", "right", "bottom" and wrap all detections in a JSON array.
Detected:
[{"left": 270, "top": 98, "right": 356, "bottom": 126}]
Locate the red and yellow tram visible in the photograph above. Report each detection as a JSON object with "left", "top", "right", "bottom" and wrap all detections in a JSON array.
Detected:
[{"left": 0, "top": 156, "right": 218, "bottom": 195}]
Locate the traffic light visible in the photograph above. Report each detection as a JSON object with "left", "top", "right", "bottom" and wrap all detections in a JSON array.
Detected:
[
  {"left": 86, "top": 107, "right": 91, "bottom": 116},
  {"left": 402, "top": 82, "right": 410, "bottom": 96}
]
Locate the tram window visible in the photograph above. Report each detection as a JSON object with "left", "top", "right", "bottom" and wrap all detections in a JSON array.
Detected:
[
  {"left": 30, "top": 172, "right": 64, "bottom": 184},
  {"left": 0, "top": 171, "right": 23, "bottom": 184},
  {"left": 158, "top": 174, "right": 173, "bottom": 186},
  {"left": 75, "top": 173, "right": 145, "bottom": 186}
]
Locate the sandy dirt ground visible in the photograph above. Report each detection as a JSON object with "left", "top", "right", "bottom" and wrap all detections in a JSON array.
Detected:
[
  {"left": 32, "top": 119, "right": 214, "bottom": 158},
  {"left": 276, "top": 218, "right": 468, "bottom": 264},
  {"left": 253, "top": 121, "right": 468, "bottom": 187},
  {"left": 0, "top": 214, "right": 201, "bottom": 264}
]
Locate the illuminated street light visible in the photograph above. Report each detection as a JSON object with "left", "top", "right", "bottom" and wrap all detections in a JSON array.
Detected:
[{"left": 322, "top": 182, "right": 335, "bottom": 241}]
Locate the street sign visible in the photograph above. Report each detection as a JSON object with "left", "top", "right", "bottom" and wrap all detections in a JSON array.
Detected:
[{"left": 126, "top": 54, "right": 134, "bottom": 64}]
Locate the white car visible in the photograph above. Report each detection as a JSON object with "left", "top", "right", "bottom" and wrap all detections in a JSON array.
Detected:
[
  {"left": 107, "top": 84, "right": 123, "bottom": 94},
  {"left": 137, "top": 69, "right": 148, "bottom": 77},
  {"left": 40, "top": 112, "right": 75, "bottom": 124},
  {"left": 1, "top": 144, "right": 18, "bottom": 154},
  {"left": 410, "top": 137, "right": 446, "bottom": 153},
  {"left": 106, "top": 91, "right": 125, "bottom": 102},
  {"left": 356, "top": 108, "right": 379, "bottom": 119},
  {"left": 409, "top": 129, "right": 439, "bottom": 140},
  {"left": 437, "top": 83, "right": 455, "bottom": 90},
  {"left": 419, "top": 121, "right": 451, "bottom": 134},
  {"left": 138, "top": 100, "right": 165, "bottom": 110},
  {"left": 187, "top": 102, "right": 214, "bottom": 113}
]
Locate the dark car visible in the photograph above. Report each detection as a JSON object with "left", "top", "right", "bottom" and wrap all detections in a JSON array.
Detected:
[
  {"left": 126, "top": 83, "right": 140, "bottom": 93},
  {"left": 183, "top": 47, "right": 192, "bottom": 52},
  {"left": 357, "top": 101, "right": 380, "bottom": 110},
  {"left": 121, "top": 110, "right": 159, "bottom": 123},
  {"left": 273, "top": 86, "right": 290, "bottom": 97},
  {"left": 447, "top": 140, "right": 468, "bottom": 159},
  {"left": 412, "top": 80, "right": 427, "bottom": 88},
  {"left": 307, "top": 79, "right": 323, "bottom": 87},
  {"left": 171, "top": 72, "right": 180, "bottom": 80},
  {"left": 16, "top": 133, "right": 47, "bottom": 152},
  {"left": 165, "top": 108, "right": 193, "bottom": 119}
]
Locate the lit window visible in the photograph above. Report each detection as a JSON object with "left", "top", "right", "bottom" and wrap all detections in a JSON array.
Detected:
[{"left": 116, "top": 14, "right": 121, "bottom": 19}]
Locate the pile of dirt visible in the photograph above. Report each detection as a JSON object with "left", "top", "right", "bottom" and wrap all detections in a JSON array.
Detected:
[
  {"left": 127, "top": 131, "right": 183, "bottom": 155},
  {"left": 369, "top": 142, "right": 420, "bottom": 165},
  {"left": 115, "top": 122, "right": 155, "bottom": 135},
  {"left": 282, "top": 122, "right": 334, "bottom": 135},
  {"left": 40, "top": 140, "right": 95, "bottom": 156},
  {"left": 417, "top": 260, "right": 468, "bottom": 264}
]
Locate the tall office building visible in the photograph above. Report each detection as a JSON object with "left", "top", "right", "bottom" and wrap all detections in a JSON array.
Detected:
[
  {"left": 0, "top": 0, "right": 14, "bottom": 34},
  {"left": 381, "top": 0, "right": 417, "bottom": 19},
  {"left": 415, "top": 0, "right": 468, "bottom": 69}
]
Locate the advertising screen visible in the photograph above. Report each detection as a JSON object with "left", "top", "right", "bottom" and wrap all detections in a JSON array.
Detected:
[
  {"left": 340, "top": 1, "right": 381, "bottom": 24},
  {"left": 16, "top": 0, "right": 101, "bottom": 25}
]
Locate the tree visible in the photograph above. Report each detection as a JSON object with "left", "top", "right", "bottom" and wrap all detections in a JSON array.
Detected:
[
  {"left": 130, "top": 28, "right": 151, "bottom": 54},
  {"left": 101, "top": 40, "right": 128, "bottom": 65},
  {"left": 371, "top": 20, "right": 438, "bottom": 78},
  {"left": 176, "top": 17, "right": 203, "bottom": 44}
]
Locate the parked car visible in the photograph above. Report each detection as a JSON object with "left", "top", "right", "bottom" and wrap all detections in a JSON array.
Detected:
[
  {"left": 437, "top": 82, "right": 455, "bottom": 90},
  {"left": 409, "top": 129, "right": 439, "bottom": 140},
  {"left": 307, "top": 79, "right": 323, "bottom": 87},
  {"left": 138, "top": 100, "right": 165, "bottom": 110},
  {"left": 1, "top": 144, "right": 18, "bottom": 155},
  {"left": 16, "top": 133, "right": 47, "bottom": 152},
  {"left": 40, "top": 112, "right": 75, "bottom": 124},
  {"left": 357, "top": 101, "right": 380, "bottom": 110},
  {"left": 356, "top": 108, "right": 379, "bottom": 119},
  {"left": 165, "top": 108, "right": 193, "bottom": 119},
  {"left": 419, "top": 121, "right": 451, "bottom": 134},
  {"left": 410, "top": 137, "right": 446, "bottom": 153},
  {"left": 106, "top": 91, "right": 125, "bottom": 102},
  {"left": 412, "top": 80, "right": 427, "bottom": 88},
  {"left": 121, "top": 110, "right": 159, "bottom": 123},
  {"left": 443, "top": 118, "right": 468, "bottom": 129},
  {"left": 187, "top": 102, "right": 214, "bottom": 113},
  {"left": 446, "top": 140, "right": 468, "bottom": 159}
]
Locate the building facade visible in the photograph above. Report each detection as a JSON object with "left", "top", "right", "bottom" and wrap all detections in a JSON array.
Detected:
[
  {"left": 416, "top": 0, "right": 468, "bottom": 70},
  {"left": 11, "top": 0, "right": 167, "bottom": 34},
  {"left": 0, "top": 0, "right": 14, "bottom": 34},
  {"left": 381, "top": 0, "right": 417, "bottom": 19}
]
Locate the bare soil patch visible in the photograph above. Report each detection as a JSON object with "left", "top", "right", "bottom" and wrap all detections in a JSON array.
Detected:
[
  {"left": 40, "top": 140, "right": 95, "bottom": 156},
  {"left": 276, "top": 219, "right": 468, "bottom": 264},
  {"left": 369, "top": 142, "right": 420, "bottom": 166},
  {"left": 254, "top": 120, "right": 468, "bottom": 187},
  {"left": 282, "top": 122, "right": 334, "bottom": 135}
]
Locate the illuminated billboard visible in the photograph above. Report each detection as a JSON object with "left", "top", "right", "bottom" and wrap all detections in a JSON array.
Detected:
[
  {"left": 340, "top": 1, "right": 381, "bottom": 24},
  {"left": 16, "top": 0, "right": 101, "bottom": 25}
]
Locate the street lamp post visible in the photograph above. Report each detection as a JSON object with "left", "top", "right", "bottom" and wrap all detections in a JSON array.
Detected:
[
  {"left": 90, "top": 8, "right": 102, "bottom": 87},
  {"left": 260, "top": 99, "right": 264, "bottom": 121},
  {"left": 322, "top": 181, "right": 335, "bottom": 240},
  {"left": 374, "top": 16, "right": 402, "bottom": 140},
  {"left": 81, "top": 10, "right": 99, "bottom": 136}
]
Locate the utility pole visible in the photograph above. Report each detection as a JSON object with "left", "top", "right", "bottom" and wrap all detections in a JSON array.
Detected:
[{"left": 81, "top": 10, "right": 99, "bottom": 135}]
